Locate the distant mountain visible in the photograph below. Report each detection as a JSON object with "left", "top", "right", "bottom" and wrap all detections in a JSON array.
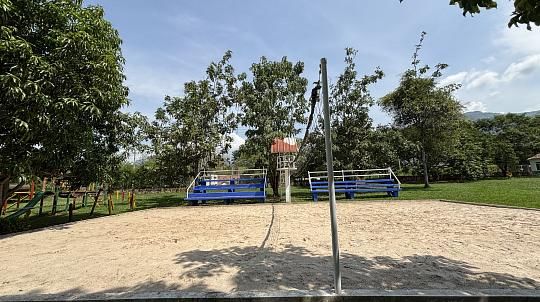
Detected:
[{"left": 464, "top": 110, "right": 540, "bottom": 121}]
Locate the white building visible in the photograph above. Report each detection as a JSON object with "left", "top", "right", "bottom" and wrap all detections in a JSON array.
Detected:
[{"left": 528, "top": 154, "right": 540, "bottom": 174}]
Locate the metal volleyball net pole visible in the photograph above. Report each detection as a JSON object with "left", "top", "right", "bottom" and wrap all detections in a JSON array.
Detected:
[{"left": 320, "top": 58, "right": 342, "bottom": 294}]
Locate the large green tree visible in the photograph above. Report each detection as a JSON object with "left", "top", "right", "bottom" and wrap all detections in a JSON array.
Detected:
[
  {"left": 380, "top": 33, "right": 463, "bottom": 188},
  {"left": 149, "top": 51, "right": 238, "bottom": 185},
  {"left": 475, "top": 113, "right": 540, "bottom": 175},
  {"left": 366, "top": 126, "right": 418, "bottom": 172},
  {"left": 0, "top": 0, "right": 128, "bottom": 199},
  {"left": 439, "top": 120, "right": 492, "bottom": 180},
  {"left": 237, "top": 56, "right": 308, "bottom": 196},
  {"left": 329, "top": 48, "right": 384, "bottom": 170},
  {"left": 294, "top": 49, "right": 385, "bottom": 177}
]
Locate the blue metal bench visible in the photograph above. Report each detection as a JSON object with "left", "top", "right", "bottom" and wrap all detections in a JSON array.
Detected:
[
  {"left": 310, "top": 179, "right": 399, "bottom": 201},
  {"left": 185, "top": 170, "right": 267, "bottom": 205},
  {"left": 308, "top": 168, "right": 401, "bottom": 202}
]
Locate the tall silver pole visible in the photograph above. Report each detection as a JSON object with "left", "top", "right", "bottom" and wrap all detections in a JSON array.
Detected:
[{"left": 320, "top": 58, "right": 342, "bottom": 294}]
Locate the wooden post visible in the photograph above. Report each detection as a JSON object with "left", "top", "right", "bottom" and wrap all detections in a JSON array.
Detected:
[
  {"left": 42, "top": 177, "right": 47, "bottom": 192},
  {"left": 1, "top": 197, "right": 6, "bottom": 215},
  {"left": 30, "top": 179, "right": 35, "bottom": 200},
  {"left": 16, "top": 194, "right": 20, "bottom": 209},
  {"left": 122, "top": 189, "right": 125, "bottom": 203},
  {"left": 111, "top": 193, "right": 115, "bottom": 210},
  {"left": 39, "top": 194, "right": 44, "bottom": 215},
  {"left": 95, "top": 182, "right": 100, "bottom": 205},
  {"left": 107, "top": 194, "right": 112, "bottom": 215},
  {"left": 90, "top": 188, "right": 102, "bottom": 216},
  {"left": 129, "top": 191, "right": 134, "bottom": 210},
  {"left": 68, "top": 203, "right": 73, "bottom": 222},
  {"left": 0, "top": 177, "right": 8, "bottom": 216},
  {"left": 103, "top": 184, "right": 108, "bottom": 208},
  {"left": 52, "top": 185, "right": 59, "bottom": 215},
  {"left": 65, "top": 192, "right": 70, "bottom": 212}
]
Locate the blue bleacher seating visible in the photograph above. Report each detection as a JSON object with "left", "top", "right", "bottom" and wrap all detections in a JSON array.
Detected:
[
  {"left": 185, "top": 177, "right": 266, "bottom": 205},
  {"left": 310, "top": 178, "right": 399, "bottom": 201}
]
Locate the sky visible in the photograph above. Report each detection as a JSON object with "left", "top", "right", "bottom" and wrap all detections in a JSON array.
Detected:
[{"left": 85, "top": 0, "right": 540, "bottom": 143}]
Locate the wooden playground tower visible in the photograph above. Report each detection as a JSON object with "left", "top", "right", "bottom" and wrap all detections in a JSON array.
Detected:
[{"left": 271, "top": 138, "right": 298, "bottom": 203}]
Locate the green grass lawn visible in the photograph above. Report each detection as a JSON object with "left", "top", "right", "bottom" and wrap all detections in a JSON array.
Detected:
[
  {"left": 1, "top": 177, "right": 538, "bottom": 234},
  {"left": 292, "top": 177, "right": 540, "bottom": 208},
  {"left": 1, "top": 191, "right": 186, "bottom": 232}
]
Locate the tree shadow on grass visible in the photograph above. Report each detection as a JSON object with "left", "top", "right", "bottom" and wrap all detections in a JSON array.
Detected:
[
  {"left": 1, "top": 194, "right": 184, "bottom": 237},
  {"left": 401, "top": 186, "right": 443, "bottom": 192},
  {"left": 291, "top": 189, "right": 314, "bottom": 202},
  {"left": 294, "top": 194, "right": 399, "bottom": 202},
  {"left": 132, "top": 193, "right": 183, "bottom": 209},
  {"left": 0, "top": 211, "right": 111, "bottom": 239}
]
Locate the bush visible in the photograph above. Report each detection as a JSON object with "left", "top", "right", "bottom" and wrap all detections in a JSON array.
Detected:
[{"left": 0, "top": 218, "right": 31, "bottom": 235}]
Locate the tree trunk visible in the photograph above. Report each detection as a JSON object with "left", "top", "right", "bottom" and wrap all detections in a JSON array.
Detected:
[
  {"left": 52, "top": 185, "right": 59, "bottom": 215},
  {"left": 421, "top": 149, "right": 430, "bottom": 188},
  {"left": 270, "top": 169, "right": 280, "bottom": 197},
  {"left": 1, "top": 176, "right": 10, "bottom": 214},
  {"left": 1, "top": 177, "right": 26, "bottom": 215},
  {"left": 6, "top": 178, "right": 25, "bottom": 198},
  {"left": 268, "top": 153, "right": 279, "bottom": 197},
  {"left": 90, "top": 188, "right": 103, "bottom": 216}
]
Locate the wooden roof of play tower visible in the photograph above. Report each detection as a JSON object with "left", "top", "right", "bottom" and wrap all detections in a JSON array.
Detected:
[{"left": 271, "top": 138, "right": 298, "bottom": 154}]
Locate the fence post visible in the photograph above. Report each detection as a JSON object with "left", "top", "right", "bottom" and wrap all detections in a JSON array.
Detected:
[{"left": 68, "top": 203, "right": 73, "bottom": 222}]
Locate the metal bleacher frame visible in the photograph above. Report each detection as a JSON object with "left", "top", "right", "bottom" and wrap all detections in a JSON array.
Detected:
[
  {"left": 185, "top": 169, "right": 267, "bottom": 205},
  {"left": 307, "top": 168, "right": 401, "bottom": 201}
]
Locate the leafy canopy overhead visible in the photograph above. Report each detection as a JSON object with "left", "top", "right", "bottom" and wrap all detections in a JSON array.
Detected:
[
  {"left": 0, "top": 0, "right": 129, "bottom": 184},
  {"left": 400, "top": 0, "right": 540, "bottom": 30}
]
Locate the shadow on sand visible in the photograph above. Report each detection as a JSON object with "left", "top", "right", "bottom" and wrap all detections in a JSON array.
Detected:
[
  {"left": 2, "top": 243, "right": 538, "bottom": 301},
  {"left": 173, "top": 245, "right": 539, "bottom": 292}
]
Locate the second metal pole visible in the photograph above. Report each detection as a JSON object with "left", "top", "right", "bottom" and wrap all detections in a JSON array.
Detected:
[{"left": 320, "top": 58, "right": 342, "bottom": 294}]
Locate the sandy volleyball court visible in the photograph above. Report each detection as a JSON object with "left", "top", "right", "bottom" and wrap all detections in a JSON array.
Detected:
[{"left": 0, "top": 200, "right": 539, "bottom": 298}]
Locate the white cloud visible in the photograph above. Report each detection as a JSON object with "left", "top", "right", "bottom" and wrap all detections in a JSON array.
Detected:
[
  {"left": 440, "top": 70, "right": 500, "bottom": 89},
  {"left": 167, "top": 13, "right": 203, "bottom": 29},
  {"left": 441, "top": 55, "right": 540, "bottom": 113},
  {"left": 463, "top": 101, "right": 487, "bottom": 112},
  {"left": 466, "top": 71, "right": 500, "bottom": 89},
  {"left": 481, "top": 56, "right": 496, "bottom": 64},
  {"left": 229, "top": 133, "right": 245, "bottom": 152},
  {"left": 441, "top": 54, "right": 540, "bottom": 92},
  {"left": 502, "top": 54, "right": 540, "bottom": 81},
  {"left": 488, "top": 91, "right": 501, "bottom": 98},
  {"left": 125, "top": 65, "right": 183, "bottom": 102},
  {"left": 494, "top": 27, "right": 540, "bottom": 56},
  {"left": 439, "top": 71, "right": 469, "bottom": 86},
  {"left": 221, "top": 133, "right": 245, "bottom": 162}
]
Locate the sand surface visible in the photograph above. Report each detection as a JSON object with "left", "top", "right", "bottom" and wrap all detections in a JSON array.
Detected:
[{"left": 1, "top": 200, "right": 539, "bottom": 298}]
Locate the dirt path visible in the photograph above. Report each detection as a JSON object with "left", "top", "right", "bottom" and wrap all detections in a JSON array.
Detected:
[{"left": 0, "top": 200, "right": 539, "bottom": 298}]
